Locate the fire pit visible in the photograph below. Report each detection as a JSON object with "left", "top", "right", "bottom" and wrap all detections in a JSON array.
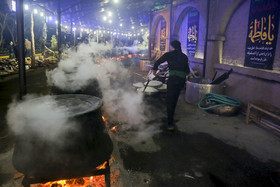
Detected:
[{"left": 12, "top": 94, "right": 113, "bottom": 186}]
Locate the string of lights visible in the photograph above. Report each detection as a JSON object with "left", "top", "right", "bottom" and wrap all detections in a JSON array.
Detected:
[{"left": 10, "top": 0, "right": 149, "bottom": 39}]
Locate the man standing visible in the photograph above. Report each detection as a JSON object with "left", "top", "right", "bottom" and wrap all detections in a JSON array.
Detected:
[
  {"left": 8, "top": 41, "right": 15, "bottom": 59},
  {"left": 25, "top": 39, "right": 31, "bottom": 57},
  {"left": 151, "top": 40, "right": 189, "bottom": 131}
]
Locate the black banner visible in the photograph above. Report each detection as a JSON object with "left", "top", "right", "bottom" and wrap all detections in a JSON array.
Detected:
[
  {"left": 244, "top": 0, "right": 279, "bottom": 70},
  {"left": 187, "top": 9, "right": 199, "bottom": 57},
  {"left": 160, "top": 18, "right": 166, "bottom": 51}
]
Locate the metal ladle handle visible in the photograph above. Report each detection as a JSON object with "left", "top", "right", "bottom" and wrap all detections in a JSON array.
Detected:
[{"left": 143, "top": 80, "right": 150, "bottom": 92}]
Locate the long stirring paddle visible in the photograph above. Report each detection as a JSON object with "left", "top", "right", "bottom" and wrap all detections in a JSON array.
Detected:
[
  {"left": 143, "top": 70, "right": 153, "bottom": 92},
  {"left": 143, "top": 79, "right": 150, "bottom": 92}
]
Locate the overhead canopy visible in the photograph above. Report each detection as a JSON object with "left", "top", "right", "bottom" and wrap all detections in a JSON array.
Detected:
[{"left": 21, "top": 0, "right": 171, "bottom": 30}]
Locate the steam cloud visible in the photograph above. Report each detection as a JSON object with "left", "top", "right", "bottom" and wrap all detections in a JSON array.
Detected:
[
  {"left": 45, "top": 40, "right": 161, "bottom": 141},
  {"left": 6, "top": 39, "right": 159, "bottom": 145},
  {"left": 7, "top": 95, "right": 78, "bottom": 143},
  {"left": 120, "top": 33, "right": 149, "bottom": 54}
]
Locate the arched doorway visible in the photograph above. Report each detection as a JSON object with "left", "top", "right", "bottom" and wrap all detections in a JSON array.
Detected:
[
  {"left": 173, "top": 6, "right": 206, "bottom": 58},
  {"left": 151, "top": 15, "right": 167, "bottom": 52}
]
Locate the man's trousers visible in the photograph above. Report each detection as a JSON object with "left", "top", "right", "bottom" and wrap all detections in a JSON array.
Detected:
[{"left": 166, "top": 76, "right": 186, "bottom": 126}]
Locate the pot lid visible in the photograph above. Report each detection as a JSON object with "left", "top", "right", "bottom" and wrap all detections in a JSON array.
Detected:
[
  {"left": 143, "top": 80, "right": 163, "bottom": 87},
  {"left": 137, "top": 87, "right": 158, "bottom": 93},
  {"left": 26, "top": 94, "right": 102, "bottom": 117}
]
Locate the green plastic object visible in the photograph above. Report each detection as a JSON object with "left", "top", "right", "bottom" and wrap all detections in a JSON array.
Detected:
[{"left": 198, "top": 93, "right": 241, "bottom": 110}]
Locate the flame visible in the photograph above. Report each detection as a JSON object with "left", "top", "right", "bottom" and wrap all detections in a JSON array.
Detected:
[
  {"left": 110, "top": 125, "right": 117, "bottom": 133},
  {"left": 102, "top": 115, "right": 120, "bottom": 133},
  {"left": 30, "top": 159, "right": 116, "bottom": 187},
  {"left": 96, "top": 161, "right": 107, "bottom": 170},
  {"left": 102, "top": 116, "right": 109, "bottom": 128},
  {"left": 30, "top": 175, "right": 105, "bottom": 187}
]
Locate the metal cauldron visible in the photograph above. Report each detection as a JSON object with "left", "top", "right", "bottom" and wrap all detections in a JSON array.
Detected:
[
  {"left": 50, "top": 72, "right": 103, "bottom": 98},
  {"left": 185, "top": 78, "right": 226, "bottom": 105},
  {"left": 12, "top": 94, "right": 113, "bottom": 179},
  {"left": 136, "top": 86, "right": 159, "bottom": 96},
  {"left": 208, "top": 105, "right": 240, "bottom": 116}
]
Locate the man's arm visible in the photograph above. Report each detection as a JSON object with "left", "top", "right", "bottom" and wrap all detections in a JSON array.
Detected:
[
  {"left": 152, "top": 53, "right": 168, "bottom": 75},
  {"left": 188, "top": 62, "right": 197, "bottom": 78}
]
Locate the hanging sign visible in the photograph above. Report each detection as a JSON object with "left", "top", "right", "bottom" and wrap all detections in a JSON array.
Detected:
[
  {"left": 187, "top": 9, "right": 199, "bottom": 57},
  {"left": 244, "top": 0, "right": 279, "bottom": 70},
  {"left": 160, "top": 18, "right": 166, "bottom": 51}
]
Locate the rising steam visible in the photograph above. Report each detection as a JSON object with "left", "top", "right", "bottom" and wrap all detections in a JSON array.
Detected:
[
  {"left": 120, "top": 33, "right": 149, "bottom": 54},
  {"left": 6, "top": 95, "right": 78, "bottom": 143},
  {"left": 46, "top": 41, "right": 160, "bottom": 138},
  {"left": 7, "top": 40, "right": 159, "bottom": 145}
]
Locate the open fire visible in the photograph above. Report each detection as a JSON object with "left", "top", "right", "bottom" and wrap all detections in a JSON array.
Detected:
[
  {"left": 30, "top": 175, "right": 105, "bottom": 187},
  {"left": 29, "top": 160, "right": 111, "bottom": 187},
  {"left": 27, "top": 116, "right": 118, "bottom": 187},
  {"left": 102, "top": 116, "right": 119, "bottom": 133}
]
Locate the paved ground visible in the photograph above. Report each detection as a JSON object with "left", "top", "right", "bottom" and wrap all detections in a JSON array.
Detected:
[{"left": 1, "top": 64, "right": 280, "bottom": 187}]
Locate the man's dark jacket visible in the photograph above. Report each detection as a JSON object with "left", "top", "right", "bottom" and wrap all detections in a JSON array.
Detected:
[{"left": 152, "top": 49, "right": 190, "bottom": 76}]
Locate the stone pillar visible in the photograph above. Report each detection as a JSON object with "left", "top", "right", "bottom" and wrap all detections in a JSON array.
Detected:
[
  {"left": 16, "top": 0, "right": 26, "bottom": 99},
  {"left": 169, "top": 0, "right": 173, "bottom": 51},
  {"left": 150, "top": 36, "right": 156, "bottom": 53},
  {"left": 148, "top": 12, "right": 152, "bottom": 59},
  {"left": 57, "top": 0, "right": 62, "bottom": 59},
  {"left": 205, "top": 34, "right": 225, "bottom": 78}
]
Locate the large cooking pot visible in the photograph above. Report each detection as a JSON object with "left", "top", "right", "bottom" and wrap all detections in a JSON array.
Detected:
[
  {"left": 12, "top": 94, "right": 113, "bottom": 179},
  {"left": 185, "top": 78, "right": 226, "bottom": 105},
  {"left": 137, "top": 86, "right": 159, "bottom": 96},
  {"left": 51, "top": 77, "right": 103, "bottom": 98}
]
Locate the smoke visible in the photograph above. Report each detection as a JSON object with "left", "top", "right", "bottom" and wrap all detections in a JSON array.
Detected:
[
  {"left": 120, "top": 33, "right": 149, "bottom": 54},
  {"left": 102, "top": 89, "right": 146, "bottom": 126},
  {"left": 46, "top": 42, "right": 115, "bottom": 91},
  {"left": 6, "top": 95, "right": 78, "bottom": 144},
  {"left": 46, "top": 41, "right": 161, "bottom": 141}
]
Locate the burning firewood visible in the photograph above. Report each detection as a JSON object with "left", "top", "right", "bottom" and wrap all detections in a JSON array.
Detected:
[
  {"left": 30, "top": 175, "right": 106, "bottom": 187},
  {"left": 13, "top": 172, "right": 24, "bottom": 179},
  {"left": 74, "top": 178, "right": 85, "bottom": 185},
  {"left": 96, "top": 161, "right": 107, "bottom": 170}
]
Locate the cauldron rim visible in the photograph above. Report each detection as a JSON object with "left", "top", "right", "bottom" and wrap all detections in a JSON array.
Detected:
[{"left": 25, "top": 94, "right": 103, "bottom": 117}]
